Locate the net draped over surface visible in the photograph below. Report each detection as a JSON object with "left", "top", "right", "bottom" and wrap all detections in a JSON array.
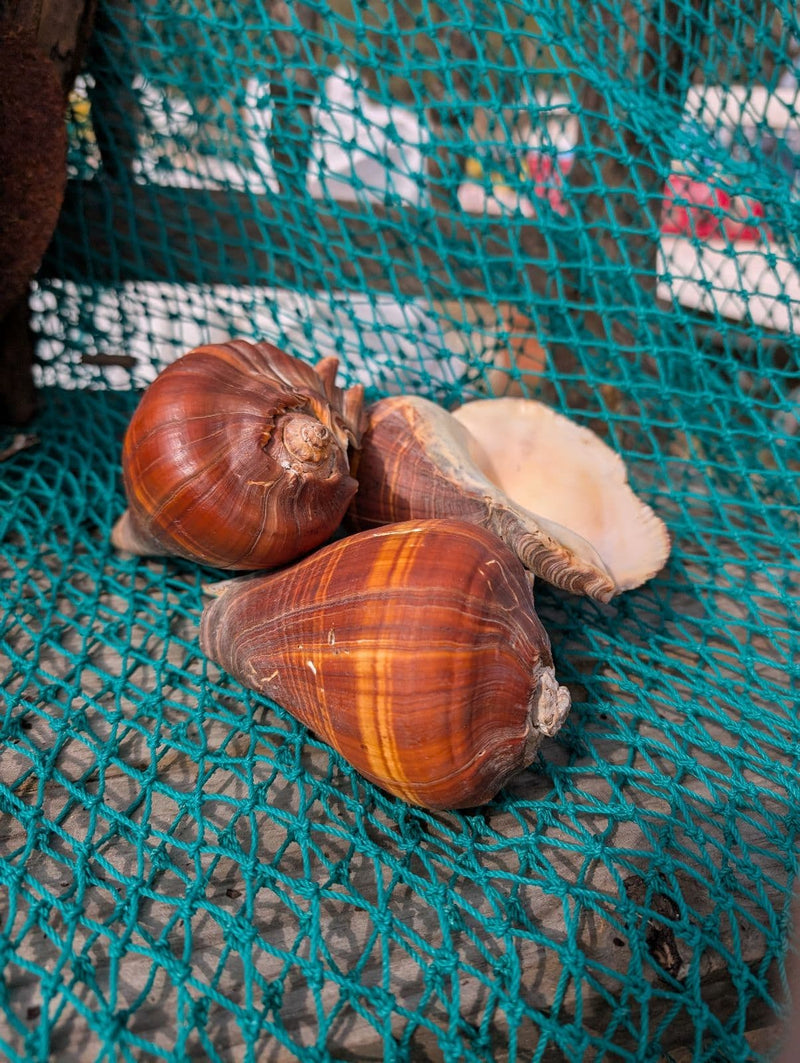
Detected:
[{"left": 1, "top": 0, "right": 799, "bottom": 1059}]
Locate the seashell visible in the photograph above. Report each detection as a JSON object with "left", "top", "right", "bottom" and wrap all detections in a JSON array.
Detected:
[
  {"left": 349, "top": 395, "right": 670, "bottom": 602},
  {"left": 200, "top": 518, "right": 571, "bottom": 810},
  {"left": 112, "top": 339, "right": 365, "bottom": 569}
]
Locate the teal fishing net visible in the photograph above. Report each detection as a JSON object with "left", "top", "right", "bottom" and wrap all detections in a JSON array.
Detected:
[{"left": 2, "top": 0, "right": 799, "bottom": 1058}]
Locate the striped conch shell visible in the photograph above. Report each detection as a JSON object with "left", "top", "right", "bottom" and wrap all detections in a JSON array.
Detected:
[{"left": 200, "top": 519, "right": 571, "bottom": 810}]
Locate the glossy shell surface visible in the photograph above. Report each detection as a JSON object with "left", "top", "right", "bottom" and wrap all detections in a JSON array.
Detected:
[
  {"left": 452, "top": 397, "right": 671, "bottom": 594},
  {"left": 200, "top": 519, "right": 571, "bottom": 810},
  {"left": 113, "top": 340, "right": 364, "bottom": 569}
]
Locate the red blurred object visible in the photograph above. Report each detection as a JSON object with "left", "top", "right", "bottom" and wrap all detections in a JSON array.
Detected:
[
  {"left": 525, "top": 151, "right": 571, "bottom": 215},
  {"left": 661, "top": 173, "right": 769, "bottom": 242},
  {"left": 475, "top": 153, "right": 770, "bottom": 243},
  {"left": 661, "top": 174, "right": 730, "bottom": 238},
  {"left": 724, "top": 194, "right": 769, "bottom": 241},
  {"left": 526, "top": 152, "right": 573, "bottom": 182}
]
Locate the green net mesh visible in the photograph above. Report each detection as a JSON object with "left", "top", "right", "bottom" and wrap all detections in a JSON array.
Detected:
[{"left": 2, "top": 0, "right": 799, "bottom": 1058}]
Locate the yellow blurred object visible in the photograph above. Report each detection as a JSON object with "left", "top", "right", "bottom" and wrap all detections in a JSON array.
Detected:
[
  {"left": 69, "top": 89, "right": 96, "bottom": 143},
  {"left": 464, "top": 157, "right": 483, "bottom": 179}
]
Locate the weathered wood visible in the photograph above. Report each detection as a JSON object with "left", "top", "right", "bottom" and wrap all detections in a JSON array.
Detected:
[
  {"left": 39, "top": 178, "right": 541, "bottom": 300},
  {"left": 83, "top": 0, "right": 143, "bottom": 181},
  {"left": 266, "top": 1, "right": 322, "bottom": 198},
  {"left": 518, "top": 0, "right": 712, "bottom": 367},
  {"left": 38, "top": 181, "right": 797, "bottom": 338},
  {"left": 564, "top": 0, "right": 710, "bottom": 292},
  {"left": 424, "top": 6, "right": 483, "bottom": 216}
]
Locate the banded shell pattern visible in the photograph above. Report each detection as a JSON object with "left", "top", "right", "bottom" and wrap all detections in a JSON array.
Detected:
[
  {"left": 112, "top": 340, "right": 365, "bottom": 570},
  {"left": 200, "top": 519, "right": 572, "bottom": 810}
]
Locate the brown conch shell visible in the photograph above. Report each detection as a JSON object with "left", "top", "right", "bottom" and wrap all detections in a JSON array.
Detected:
[
  {"left": 349, "top": 395, "right": 670, "bottom": 602},
  {"left": 200, "top": 518, "right": 571, "bottom": 811},
  {"left": 112, "top": 340, "right": 364, "bottom": 570}
]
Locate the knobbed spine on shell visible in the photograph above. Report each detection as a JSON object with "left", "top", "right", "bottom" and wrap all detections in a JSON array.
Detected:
[
  {"left": 200, "top": 518, "right": 572, "bottom": 811},
  {"left": 112, "top": 340, "right": 365, "bottom": 570}
]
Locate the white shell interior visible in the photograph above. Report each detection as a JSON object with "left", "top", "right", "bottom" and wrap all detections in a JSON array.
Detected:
[{"left": 452, "top": 398, "right": 671, "bottom": 592}]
